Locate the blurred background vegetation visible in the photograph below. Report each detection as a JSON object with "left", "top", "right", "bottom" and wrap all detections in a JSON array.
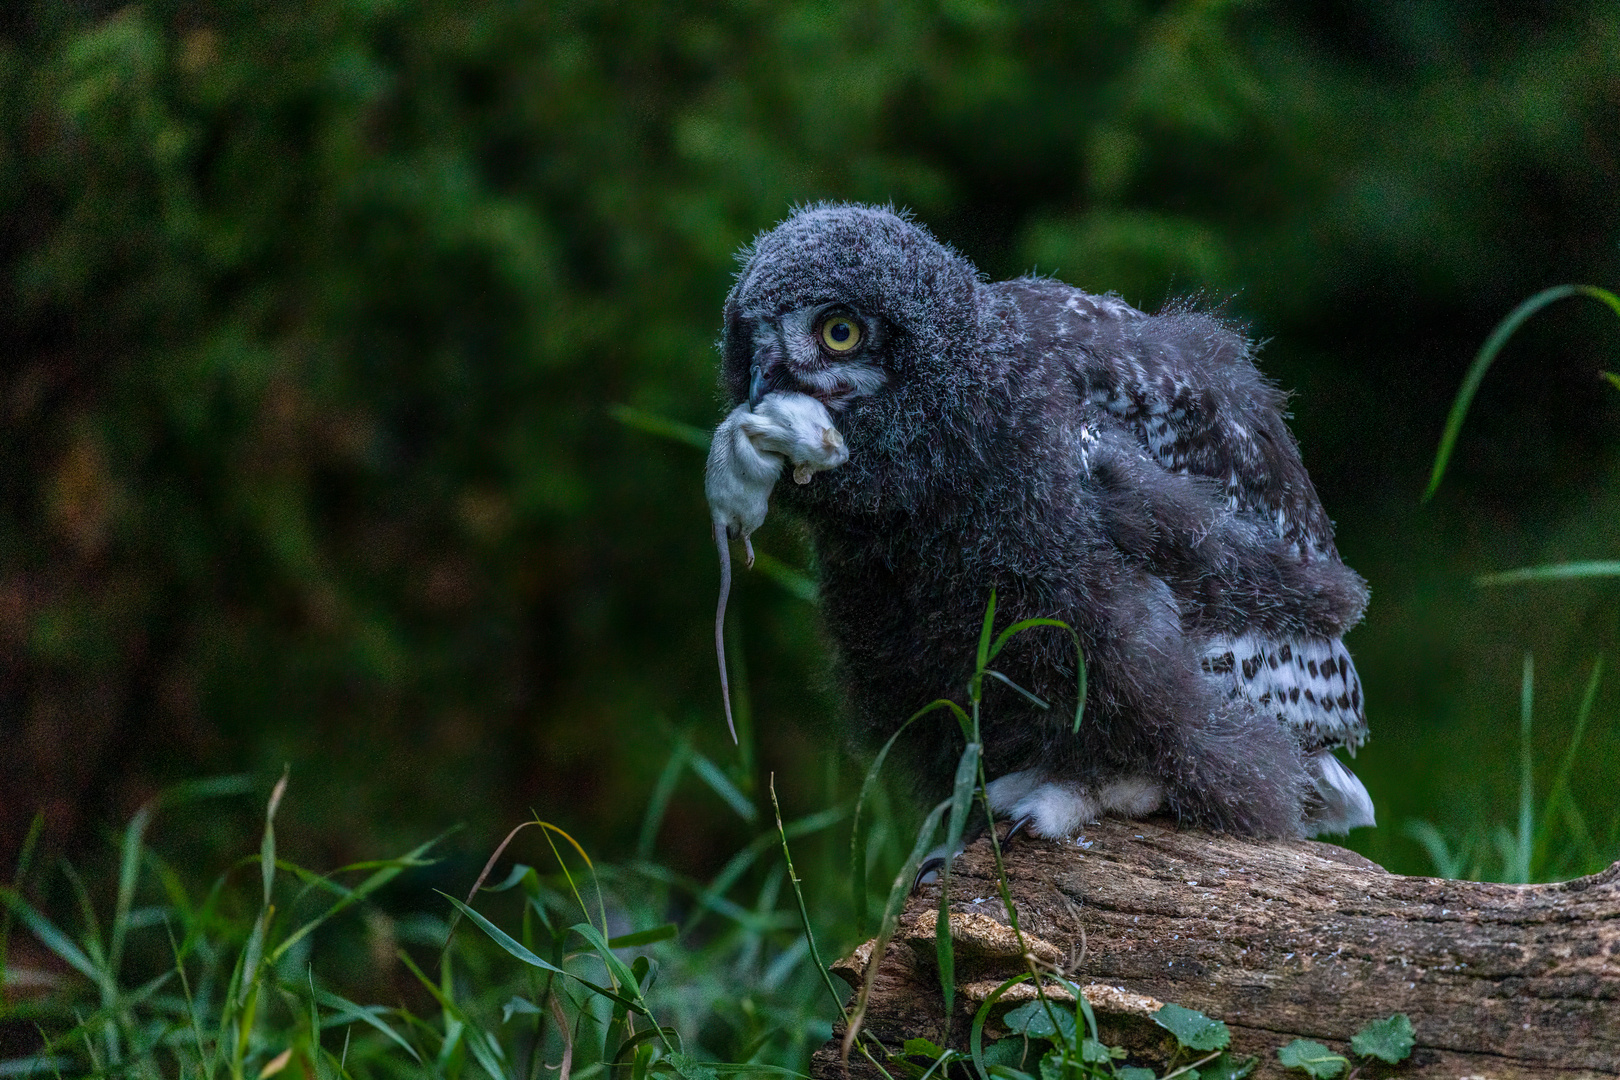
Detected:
[{"left": 3, "top": 0, "right": 1619, "bottom": 890}]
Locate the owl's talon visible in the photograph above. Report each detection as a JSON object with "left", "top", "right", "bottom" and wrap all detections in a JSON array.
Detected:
[
  {"left": 744, "top": 536, "right": 755, "bottom": 568},
  {"left": 912, "top": 856, "right": 946, "bottom": 892},
  {"left": 1004, "top": 815, "right": 1037, "bottom": 844}
]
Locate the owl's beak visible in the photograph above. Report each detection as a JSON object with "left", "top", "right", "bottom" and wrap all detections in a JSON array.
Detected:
[
  {"left": 747, "top": 334, "right": 781, "bottom": 409},
  {"left": 747, "top": 361, "right": 767, "bottom": 409}
]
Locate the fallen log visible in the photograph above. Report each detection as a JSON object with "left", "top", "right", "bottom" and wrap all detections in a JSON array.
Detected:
[{"left": 812, "top": 818, "right": 1620, "bottom": 1079}]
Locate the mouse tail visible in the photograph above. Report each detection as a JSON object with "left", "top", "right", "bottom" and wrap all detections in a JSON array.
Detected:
[{"left": 714, "top": 521, "right": 738, "bottom": 744}]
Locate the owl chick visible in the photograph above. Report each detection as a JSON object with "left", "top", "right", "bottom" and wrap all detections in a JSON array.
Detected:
[
  {"left": 715, "top": 203, "right": 1374, "bottom": 838},
  {"left": 706, "top": 391, "right": 849, "bottom": 742}
]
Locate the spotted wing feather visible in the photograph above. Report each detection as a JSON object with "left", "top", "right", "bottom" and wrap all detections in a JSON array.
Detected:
[{"left": 1005, "top": 280, "right": 1369, "bottom": 756}]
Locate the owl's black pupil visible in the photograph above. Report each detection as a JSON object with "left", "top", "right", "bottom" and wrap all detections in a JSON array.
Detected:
[{"left": 829, "top": 321, "right": 851, "bottom": 342}]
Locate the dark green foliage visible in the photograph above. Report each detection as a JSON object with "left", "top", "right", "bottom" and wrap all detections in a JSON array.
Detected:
[{"left": 0, "top": 769, "right": 861, "bottom": 1077}]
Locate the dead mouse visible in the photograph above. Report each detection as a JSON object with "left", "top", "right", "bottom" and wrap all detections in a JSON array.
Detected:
[{"left": 704, "top": 392, "right": 848, "bottom": 742}]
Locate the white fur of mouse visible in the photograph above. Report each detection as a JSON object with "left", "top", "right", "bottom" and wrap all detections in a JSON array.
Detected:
[{"left": 705, "top": 392, "right": 848, "bottom": 742}]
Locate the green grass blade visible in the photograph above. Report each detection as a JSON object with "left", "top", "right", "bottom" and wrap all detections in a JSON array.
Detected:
[
  {"left": 850, "top": 699, "right": 969, "bottom": 938},
  {"left": 605, "top": 924, "right": 678, "bottom": 949},
  {"left": 986, "top": 618, "right": 1087, "bottom": 732},
  {"left": 608, "top": 404, "right": 711, "bottom": 450},
  {"left": 1533, "top": 656, "right": 1603, "bottom": 876},
  {"left": 438, "top": 894, "right": 646, "bottom": 1015},
  {"left": 637, "top": 739, "right": 691, "bottom": 860},
  {"left": 969, "top": 974, "right": 1033, "bottom": 1080},
  {"left": 1515, "top": 653, "right": 1535, "bottom": 884},
  {"left": 1574, "top": 284, "right": 1620, "bottom": 319},
  {"left": 465, "top": 1024, "right": 510, "bottom": 1080},
  {"left": 846, "top": 798, "right": 950, "bottom": 1062},
  {"left": 1402, "top": 821, "right": 1467, "bottom": 879},
  {"left": 750, "top": 551, "right": 819, "bottom": 605},
  {"left": 567, "top": 922, "right": 645, "bottom": 1003},
  {"left": 314, "top": 991, "right": 422, "bottom": 1064},
  {"left": 0, "top": 891, "right": 99, "bottom": 982},
  {"left": 688, "top": 751, "right": 757, "bottom": 823},
  {"left": 110, "top": 803, "right": 155, "bottom": 987},
  {"left": 935, "top": 742, "right": 981, "bottom": 1024},
  {"left": 767, "top": 776, "right": 848, "bottom": 1048},
  {"left": 1425, "top": 284, "right": 1578, "bottom": 500},
  {"left": 982, "top": 670, "right": 1049, "bottom": 710},
  {"left": 0, "top": 813, "right": 45, "bottom": 989},
  {"left": 269, "top": 833, "right": 445, "bottom": 965},
  {"left": 1476, "top": 560, "right": 1620, "bottom": 586},
  {"left": 974, "top": 590, "right": 998, "bottom": 692},
  {"left": 439, "top": 896, "right": 568, "bottom": 976},
  {"left": 262, "top": 769, "right": 289, "bottom": 912},
  {"left": 1426, "top": 284, "right": 1620, "bottom": 500}
]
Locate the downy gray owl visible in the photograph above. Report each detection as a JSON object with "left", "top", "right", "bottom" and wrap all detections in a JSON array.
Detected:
[{"left": 716, "top": 203, "right": 1374, "bottom": 838}]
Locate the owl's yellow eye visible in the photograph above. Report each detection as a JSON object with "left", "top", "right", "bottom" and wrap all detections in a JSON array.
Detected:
[{"left": 819, "top": 313, "right": 862, "bottom": 353}]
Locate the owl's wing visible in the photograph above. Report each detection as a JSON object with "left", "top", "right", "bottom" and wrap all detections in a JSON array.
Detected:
[
  {"left": 1001, "top": 279, "right": 1369, "bottom": 757},
  {"left": 1006, "top": 280, "right": 1335, "bottom": 556}
]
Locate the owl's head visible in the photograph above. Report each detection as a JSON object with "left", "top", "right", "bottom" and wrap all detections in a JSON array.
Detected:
[{"left": 721, "top": 204, "right": 981, "bottom": 413}]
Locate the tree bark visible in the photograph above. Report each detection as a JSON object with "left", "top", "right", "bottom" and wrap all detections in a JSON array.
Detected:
[{"left": 812, "top": 818, "right": 1620, "bottom": 1079}]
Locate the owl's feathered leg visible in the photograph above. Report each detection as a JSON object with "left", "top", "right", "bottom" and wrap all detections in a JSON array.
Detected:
[
  {"left": 983, "top": 770, "right": 1163, "bottom": 840},
  {"left": 1024, "top": 568, "right": 1313, "bottom": 839}
]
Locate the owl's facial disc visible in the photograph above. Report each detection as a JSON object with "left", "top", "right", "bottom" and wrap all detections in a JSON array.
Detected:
[{"left": 748, "top": 303, "right": 889, "bottom": 410}]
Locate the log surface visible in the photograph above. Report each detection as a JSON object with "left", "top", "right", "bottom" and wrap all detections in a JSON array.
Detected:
[{"left": 812, "top": 819, "right": 1620, "bottom": 1079}]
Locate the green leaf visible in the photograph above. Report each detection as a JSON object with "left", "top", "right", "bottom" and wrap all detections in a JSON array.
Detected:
[
  {"left": 903, "top": 1039, "right": 946, "bottom": 1058},
  {"left": 1350, "top": 1013, "right": 1414, "bottom": 1063},
  {"left": 1276, "top": 1039, "right": 1346, "bottom": 1078},
  {"left": 466, "top": 1026, "right": 510, "bottom": 1080},
  {"left": 665, "top": 1051, "right": 721, "bottom": 1080},
  {"left": 1198, "top": 1053, "right": 1257, "bottom": 1080},
  {"left": 1003, "top": 1001, "right": 1076, "bottom": 1042},
  {"left": 1153, "top": 1002, "right": 1230, "bottom": 1051},
  {"left": 983, "top": 670, "right": 1050, "bottom": 709},
  {"left": 500, "top": 996, "right": 542, "bottom": 1024},
  {"left": 1117, "top": 1069, "right": 1157, "bottom": 1080},
  {"left": 986, "top": 616, "right": 1087, "bottom": 733},
  {"left": 481, "top": 863, "right": 535, "bottom": 893},
  {"left": 987, "top": 1068, "right": 1036, "bottom": 1080},
  {"left": 1079, "top": 1037, "right": 1117, "bottom": 1063},
  {"left": 608, "top": 923, "right": 679, "bottom": 949},
  {"left": 0, "top": 890, "right": 99, "bottom": 981},
  {"left": 979, "top": 1040, "right": 1027, "bottom": 1071}
]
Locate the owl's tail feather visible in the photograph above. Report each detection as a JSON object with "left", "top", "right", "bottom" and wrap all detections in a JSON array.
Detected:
[{"left": 1303, "top": 750, "right": 1376, "bottom": 835}]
